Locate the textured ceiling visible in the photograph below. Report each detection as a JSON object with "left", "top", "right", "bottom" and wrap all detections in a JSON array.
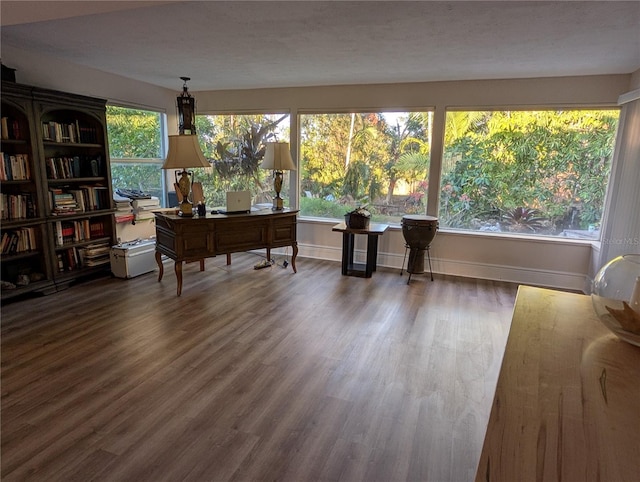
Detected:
[{"left": 1, "top": 1, "right": 639, "bottom": 91}]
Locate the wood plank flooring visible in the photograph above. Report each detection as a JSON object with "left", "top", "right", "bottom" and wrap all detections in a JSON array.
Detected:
[{"left": 1, "top": 254, "right": 518, "bottom": 481}]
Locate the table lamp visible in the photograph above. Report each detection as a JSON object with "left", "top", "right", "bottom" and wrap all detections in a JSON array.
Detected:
[
  {"left": 162, "top": 77, "right": 209, "bottom": 217},
  {"left": 261, "top": 142, "right": 296, "bottom": 210}
]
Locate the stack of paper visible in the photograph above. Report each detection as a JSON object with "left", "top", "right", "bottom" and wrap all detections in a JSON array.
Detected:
[
  {"left": 132, "top": 196, "right": 160, "bottom": 221},
  {"left": 113, "top": 192, "right": 134, "bottom": 223}
]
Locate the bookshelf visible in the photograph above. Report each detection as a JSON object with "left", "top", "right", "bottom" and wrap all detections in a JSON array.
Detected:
[
  {"left": 1, "top": 81, "right": 116, "bottom": 300},
  {"left": 1, "top": 82, "right": 53, "bottom": 299}
]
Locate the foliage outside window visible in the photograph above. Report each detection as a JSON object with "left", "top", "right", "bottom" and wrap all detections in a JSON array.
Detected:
[
  {"left": 106, "top": 105, "right": 164, "bottom": 201},
  {"left": 194, "top": 114, "right": 290, "bottom": 208},
  {"left": 439, "top": 110, "right": 619, "bottom": 239},
  {"left": 299, "top": 112, "right": 433, "bottom": 223}
]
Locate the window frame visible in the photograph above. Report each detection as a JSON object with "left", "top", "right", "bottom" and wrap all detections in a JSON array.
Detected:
[
  {"left": 437, "top": 105, "right": 622, "bottom": 241},
  {"left": 106, "top": 103, "right": 168, "bottom": 205},
  {"left": 297, "top": 108, "right": 436, "bottom": 225},
  {"left": 194, "top": 111, "right": 292, "bottom": 208}
]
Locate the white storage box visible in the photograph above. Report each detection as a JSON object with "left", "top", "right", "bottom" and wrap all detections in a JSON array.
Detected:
[{"left": 110, "top": 239, "right": 157, "bottom": 279}]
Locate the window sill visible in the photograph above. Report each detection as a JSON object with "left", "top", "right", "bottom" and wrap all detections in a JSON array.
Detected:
[{"left": 298, "top": 216, "right": 598, "bottom": 246}]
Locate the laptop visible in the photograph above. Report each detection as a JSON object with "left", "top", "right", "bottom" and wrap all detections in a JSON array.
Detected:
[{"left": 220, "top": 190, "right": 252, "bottom": 214}]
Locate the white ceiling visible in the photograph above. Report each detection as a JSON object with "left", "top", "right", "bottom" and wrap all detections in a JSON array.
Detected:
[{"left": 1, "top": 1, "right": 639, "bottom": 92}]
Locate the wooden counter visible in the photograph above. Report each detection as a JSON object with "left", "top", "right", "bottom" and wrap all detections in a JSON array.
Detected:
[{"left": 476, "top": 286, "right": 640, "bottom": 482}]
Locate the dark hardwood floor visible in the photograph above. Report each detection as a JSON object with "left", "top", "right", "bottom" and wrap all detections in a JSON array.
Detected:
[{"left": 1, "top": 254, "right": 518, "bottom": 481}]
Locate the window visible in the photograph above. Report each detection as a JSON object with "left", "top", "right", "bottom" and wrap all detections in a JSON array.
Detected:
[
  {"left": 106, "top": 105, "right": 165, "bottom": 202},
  {"left": 195, "top": 113, "right": 290, "bottom": 207},
  {"left": 439, "top": 109, "right": 619, "bottom": 239},
  {"left": 299, "top": 111, "right": 433, "bottom": 223}
]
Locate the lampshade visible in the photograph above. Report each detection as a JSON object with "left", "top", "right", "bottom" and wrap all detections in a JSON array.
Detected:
[
  {"left": 261, "top": 142, "right": 296, "bottom": 171},
  {"left": 162, "top": 135, "right": 209, "bottom": 169}
]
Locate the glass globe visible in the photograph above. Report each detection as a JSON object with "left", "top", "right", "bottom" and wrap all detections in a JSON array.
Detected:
[{"left": 591, "top": 254, "right": 640, "bottom": 346}]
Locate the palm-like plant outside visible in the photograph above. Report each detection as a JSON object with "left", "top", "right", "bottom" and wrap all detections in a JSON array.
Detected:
[{"left": 501, "top": 207, "right": 546, "bottom": 232}]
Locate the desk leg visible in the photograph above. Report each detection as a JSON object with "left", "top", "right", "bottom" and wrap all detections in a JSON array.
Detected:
[
  {"left": 365, "top": 235, "right": 379, "bottom": 277},
  {"left": 291, "top": 242, "right": 298, "bottom": 273},
  {"left": 175, "top": 261, "right": 183, "bottom": 297},
  {"left": 200, "top": 259, "right": 205, "bottom": 271},
  {"left": 156, "top": 251, "right": 164, "bottom": 281},
  {"left": 226, "top": 253, "right": 231, "bottom": 265}
]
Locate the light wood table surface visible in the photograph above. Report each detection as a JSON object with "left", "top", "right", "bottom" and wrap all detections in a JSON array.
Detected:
[{"left": 476, "top": 285, "right": 640, "bottom": 482}]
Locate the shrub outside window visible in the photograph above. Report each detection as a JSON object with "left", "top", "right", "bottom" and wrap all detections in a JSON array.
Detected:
[
  {"left": 107, "top": 105, "right": 165, "bottom": 201},
  {"left": 439, "top": 109, "right": 619, "bottom": 239},
  {"left": 299, "top": 112, "right": 433, "bottom": 223}
]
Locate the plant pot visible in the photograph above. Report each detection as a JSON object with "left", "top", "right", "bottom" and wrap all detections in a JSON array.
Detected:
[{"left": 345, "top": 213, "right": 370, "bottom": 230}]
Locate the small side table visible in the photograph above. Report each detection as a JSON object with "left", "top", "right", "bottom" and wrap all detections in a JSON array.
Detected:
[{"left": 332, "top": 222, "right": 389, "bottom": 278}]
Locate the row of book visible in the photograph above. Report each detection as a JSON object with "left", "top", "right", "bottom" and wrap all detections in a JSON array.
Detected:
[
  {"left": 45, "top": 155, "right": 102, "bottom": 180},
  {"left": 1, "top": 227, "right": 37, "bottom": 255},
  {"left": 42, "top": 120, "right": 99, "bottom": 144},
  {"left": 49, "top": 186, "right": 110, "bottom": 215},
  {"left": 57, "top": 241, "right": 111, "bottom": 272},
  {"left": 54, "top": 219, "right": 108, "bottom": 247},
  {"left": 1, "top": 152, "right": 32, "bottom": 181},
  {"left": 1, "top": 193, "right": 37, "bottom": 220},
  {"left": 1, "top": 116, "right": 22, "bottom": 141}
]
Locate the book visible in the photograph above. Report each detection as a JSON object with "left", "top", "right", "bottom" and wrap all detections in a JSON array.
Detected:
[{"left": 1, "top": 117, "right": 8, "bottom": 140}]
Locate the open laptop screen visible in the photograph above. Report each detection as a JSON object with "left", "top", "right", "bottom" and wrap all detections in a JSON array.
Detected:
[{"left": 220, "top": 191, "right": 251, "bottom": 214}]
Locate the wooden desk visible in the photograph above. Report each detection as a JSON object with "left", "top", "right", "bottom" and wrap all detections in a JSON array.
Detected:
[
  {"left": 155, "top": 209, "right": 298, "bottom": 296},
  {"left": 332, "top": 222, "right": 388, "bottom": 278},
  {"left": 476, "top": 286, "right": 640, "bottom": 482}
]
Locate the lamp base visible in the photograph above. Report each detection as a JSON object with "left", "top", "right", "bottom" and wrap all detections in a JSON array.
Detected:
[
  {"left": 178, "top": 200, "right": 194, "bottom": 217},
  {"left": 272, "top": 197, "right": 284, "bottom": 210}
]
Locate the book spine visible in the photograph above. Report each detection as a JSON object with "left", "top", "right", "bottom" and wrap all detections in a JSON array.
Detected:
[{"left": 1, "top": 117, "right": 9, "bottom": 140}]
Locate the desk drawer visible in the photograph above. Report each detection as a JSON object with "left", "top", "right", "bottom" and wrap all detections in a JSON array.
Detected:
[
  {"left": 216, "top": 223, "right": 268, "bottom": 252},
  {"left": 272, "top": 217, "right": 297, "bottom": 245},
  {"left": 180, "top": 224, "right": 214, "bottom": 259}
]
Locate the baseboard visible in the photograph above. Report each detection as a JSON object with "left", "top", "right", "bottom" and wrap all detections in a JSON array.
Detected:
[
  {"left": 298, "top": 243, "right": 588, "bottom": 292},
  {"left": 431, "top": 257, "right": 587, "bottom": 291}
]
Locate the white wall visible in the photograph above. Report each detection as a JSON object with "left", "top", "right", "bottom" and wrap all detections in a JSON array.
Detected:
[
  {"left": 1, "top": 44, "right": 175, "bottom": 113},
  {"left": 3, "top": 44, "right": 635, "bottom": 291},
  {"left": 298, "top": 219, "right": 593, "bottom": 290},
  {"left": 596, "top": 95, "right": 640, "bottom": 274}
]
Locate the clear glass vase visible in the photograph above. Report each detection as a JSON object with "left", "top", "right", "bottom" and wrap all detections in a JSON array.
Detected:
[{"left": 591, "top": 254, "right": 640, "bottom": 346}]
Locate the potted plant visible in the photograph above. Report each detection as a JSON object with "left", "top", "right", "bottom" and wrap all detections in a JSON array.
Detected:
[{"left": 345, "top": 206, "right": 371, "bottom": 229}]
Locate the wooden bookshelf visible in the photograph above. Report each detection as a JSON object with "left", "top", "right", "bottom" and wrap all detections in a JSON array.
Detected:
[
  {"left": 1, "top": 81, "right": 116, "bottom": 300},
  {"left": 1, "top": 82, "right": 51, "bottom": 299}
]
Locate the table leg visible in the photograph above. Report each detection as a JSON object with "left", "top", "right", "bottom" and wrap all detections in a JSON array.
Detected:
[
  {"left": 291, "top": 242, "right": 298, "bottom": 273},
  {"left": 341, "top": 233, "right": 354, "bottom": 275},
  {"left": 365, "top": 234, "right": 379, "bottom": 277},
  {"left": 226, "top": 253, "right": 231, "bottom": 265},
  {"left": 155, "top": 250, "right": 164, "bottom": 281},
  {"left": 200, "top": 259, "right": 205, "bottom": 271},
  {"left": 175, "top": 261, "right": 183, "bottom": 297}
]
